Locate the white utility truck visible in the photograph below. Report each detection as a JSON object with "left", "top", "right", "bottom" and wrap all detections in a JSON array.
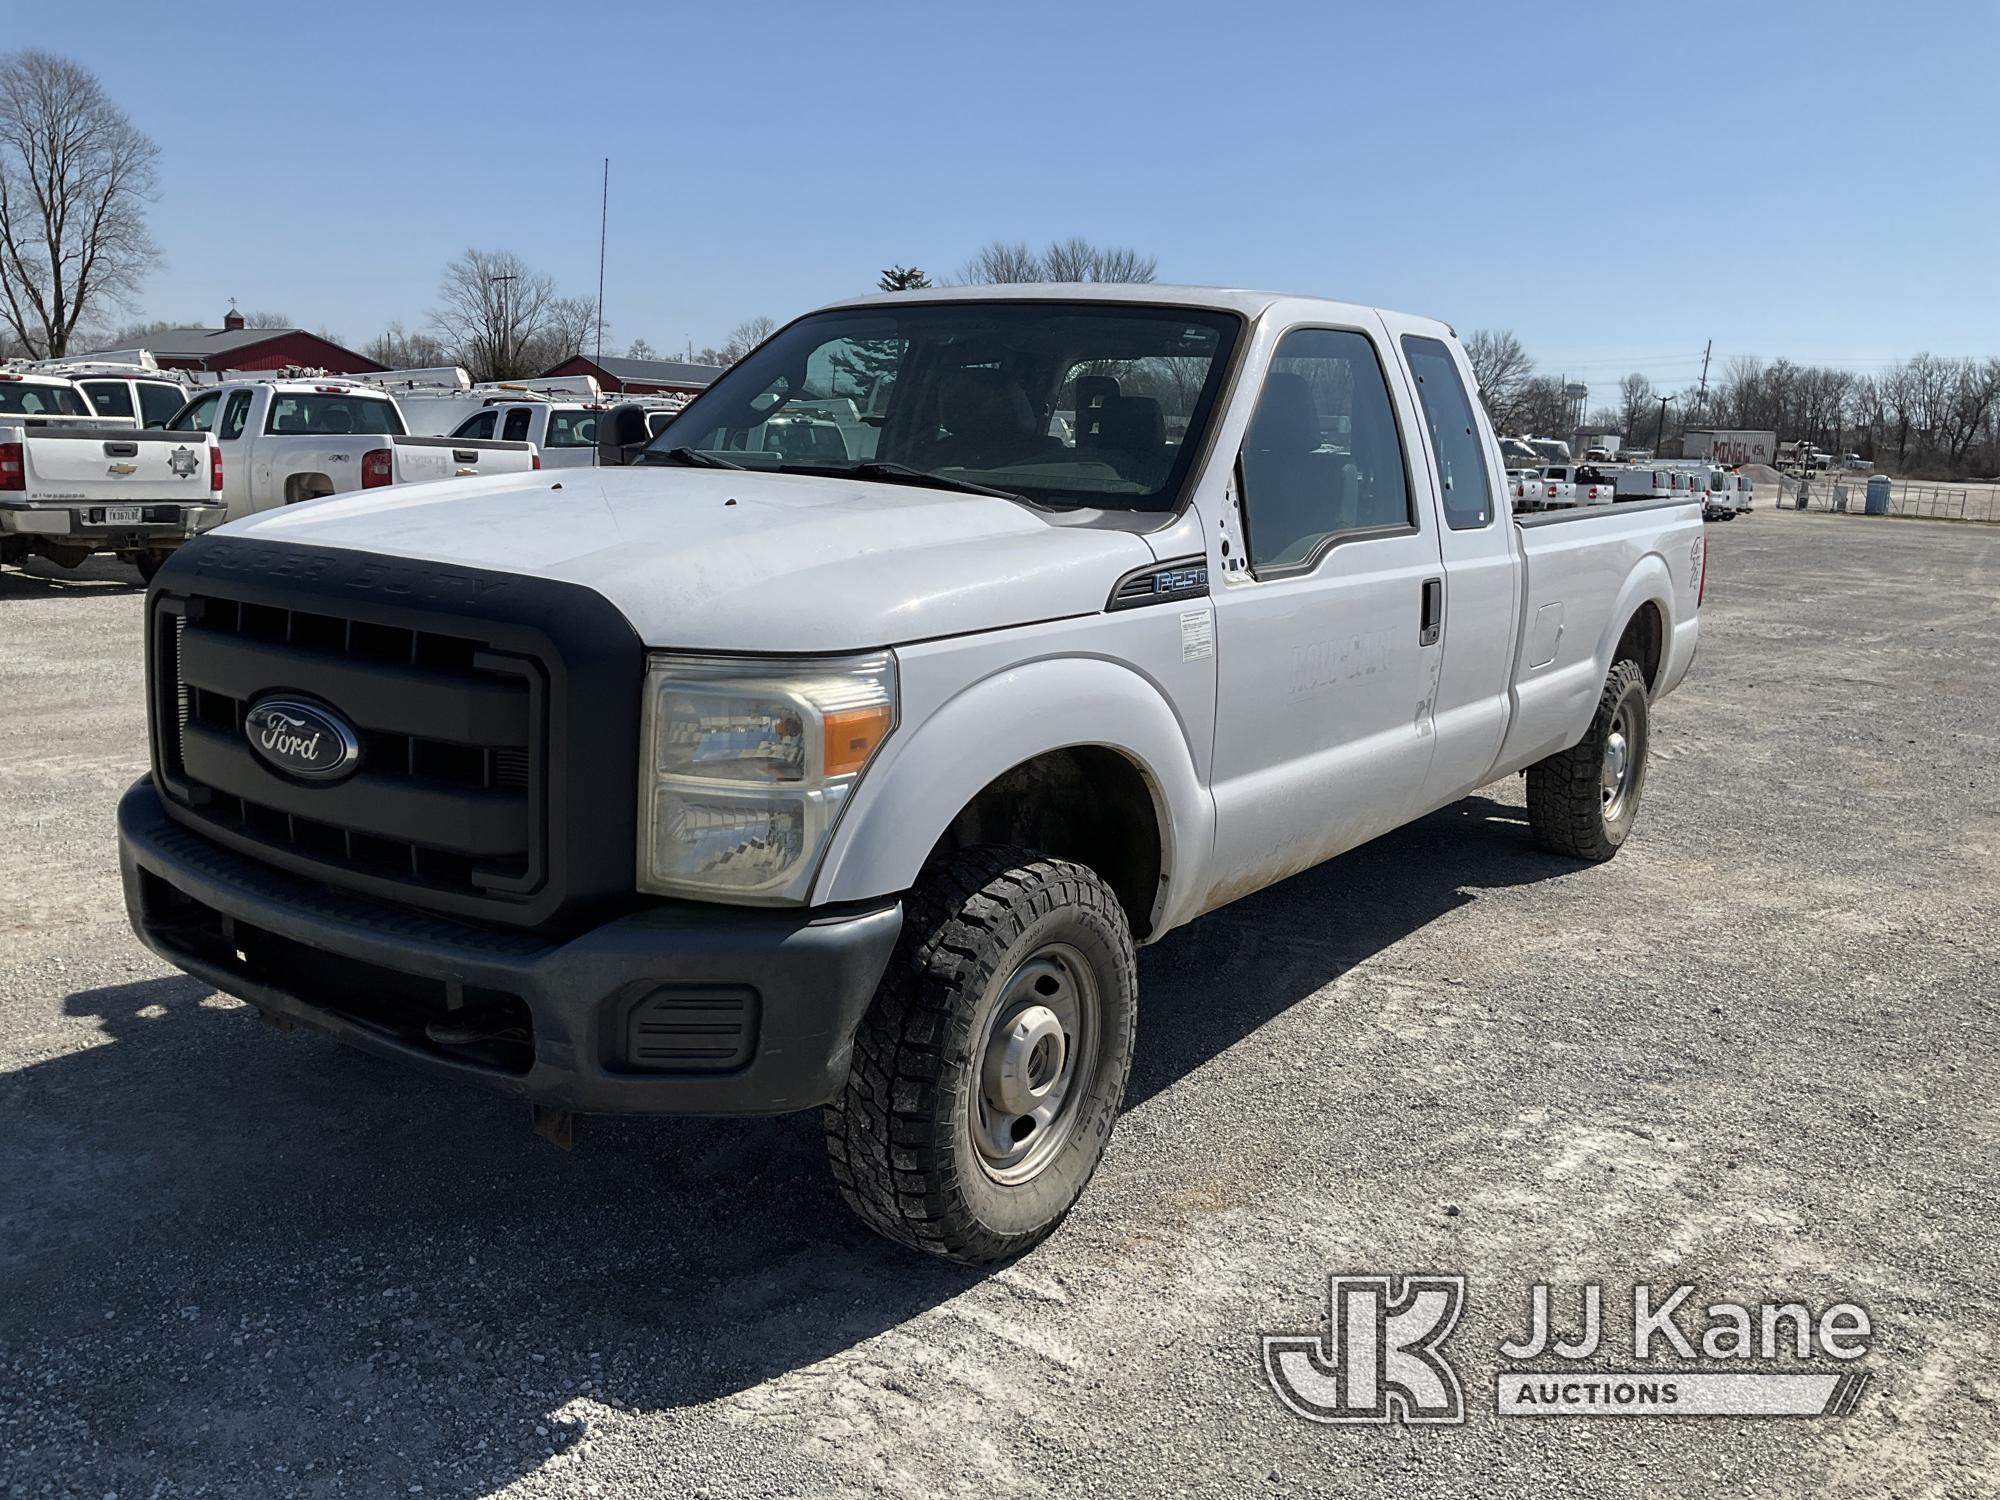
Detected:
[
  {"left": 119, "top": 286, "right": 1704, "bottom": 1262},
  {"left": 0, "top": 371, "right": 223, "bottom": 580},
  {"left": 444, "top": 394, "right": 693, "bottom": 470},
  {"left": 9, "top": 353, "right": 193, "bottom": 430},
  {"left": 162, "top": 378, "right": 539, "bottom": 519}
]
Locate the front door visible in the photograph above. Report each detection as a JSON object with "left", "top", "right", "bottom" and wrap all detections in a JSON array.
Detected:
[{"left": 1202, "top": 320, "right": 1445, "bottom": 910}]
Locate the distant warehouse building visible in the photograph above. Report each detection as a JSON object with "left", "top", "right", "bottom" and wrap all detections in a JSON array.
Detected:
[
  {"left": 89, "top": 306, "right": 384, "bottom": 375},
  {"left": 1682, "top": 428, "right": 1778, "bottom": 466},
  {"left": 538, "top": 353, "right": 725, "bottom": 398}
]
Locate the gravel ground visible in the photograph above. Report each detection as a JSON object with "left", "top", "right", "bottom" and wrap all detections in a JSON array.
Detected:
[{"left": 2, "top": 512, "right": 1996, "bottom": 1499}]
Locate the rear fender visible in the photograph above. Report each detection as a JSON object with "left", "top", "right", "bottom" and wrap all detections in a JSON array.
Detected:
[{"left": 1598, "top": 554, "right": 1676, "bottom": 691}]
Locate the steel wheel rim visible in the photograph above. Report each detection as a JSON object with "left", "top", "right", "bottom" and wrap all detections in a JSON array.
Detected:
[
  {"left": 971, "top": 942, "right": 1100, "bottom": 1185},
  {"left": 1602, "top": 704, "right": 1635, "bottom": 821}
]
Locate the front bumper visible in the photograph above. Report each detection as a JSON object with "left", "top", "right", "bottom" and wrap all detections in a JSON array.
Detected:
[
  {"left": 1, "top": 501, "right": 225, "bottom": 545},
  {"left": 118, "top": 779, "right": 903, "bottom": 1115}
]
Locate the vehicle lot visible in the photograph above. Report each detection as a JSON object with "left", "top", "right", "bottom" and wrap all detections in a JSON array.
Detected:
[{"left": 2, "top": 513, "right": 1996, "bottom": 1499}]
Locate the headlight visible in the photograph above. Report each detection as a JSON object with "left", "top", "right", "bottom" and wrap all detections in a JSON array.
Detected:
[{"left": 638, "top": 652, "right": 896, "bottom": 903}]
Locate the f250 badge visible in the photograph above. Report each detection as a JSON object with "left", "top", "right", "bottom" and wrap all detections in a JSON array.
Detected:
[
  {"left": 244, "top": 698, "right": 361, "bottom": 782},
  {"left": 167, "top": 446, "right": 199, "bottom": 479}
]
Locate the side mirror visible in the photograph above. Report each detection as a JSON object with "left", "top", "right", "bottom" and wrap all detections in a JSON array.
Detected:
[{"left": 596, "top": 403, "right": 651, "bottom": 467}]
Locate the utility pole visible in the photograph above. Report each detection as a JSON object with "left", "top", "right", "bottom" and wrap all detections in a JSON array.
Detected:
[
  {"left": 1657, "top": 393, "right": 1672, "bottom": 456},
  {"left": 595, "top": 157, "right": 609, "bottom": 362},
  {"left": 1696, "top": 339, "right": 1712, "bottom": 415}
]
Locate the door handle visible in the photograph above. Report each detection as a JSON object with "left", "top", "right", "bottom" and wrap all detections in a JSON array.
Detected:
[{"left": 1419, "top": 577, "right": 1443, "bottom": 647}]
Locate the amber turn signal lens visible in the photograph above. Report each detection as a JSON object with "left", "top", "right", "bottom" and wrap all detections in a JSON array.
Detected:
[{"left": 823, "top": 703, "right": 893, "bottom": 777}]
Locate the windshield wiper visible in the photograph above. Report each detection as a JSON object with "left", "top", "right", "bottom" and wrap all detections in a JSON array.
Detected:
[
  {"left": 785, "top": 460, "right": 1032, "bottom": 506},
  {"left": 647, "top": 446, "right": 745, "bottom": 470}
]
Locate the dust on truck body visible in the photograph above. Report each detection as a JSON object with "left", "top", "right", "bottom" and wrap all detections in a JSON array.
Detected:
[{"left": 118, "top": 285, "right": 1704, "bottom": 1262}]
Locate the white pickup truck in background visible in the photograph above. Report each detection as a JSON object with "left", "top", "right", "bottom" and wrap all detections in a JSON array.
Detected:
[
  {"left": 162, "top": 379, "right": 539, "bottom": 519},
  {"left": 6, "top": 355, "right": 193, "bottom": 430},
  {"left": 120, "top": 285, "right": 1702, "bottom": 1262},
  {"left": 441, "top": 394, "right": 692, "bottom": 470},
  {"left": 0, "top": 373, "right": 223, "bottom": 580}
]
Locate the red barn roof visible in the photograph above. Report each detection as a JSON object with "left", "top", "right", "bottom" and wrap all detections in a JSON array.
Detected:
[{"left": 91, "top": 325, "right": 383, "bottom": 374}]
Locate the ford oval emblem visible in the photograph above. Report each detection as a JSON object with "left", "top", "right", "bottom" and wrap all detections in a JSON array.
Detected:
[{"left": 244, "top": 698, "right": 361, "bottom": 782}]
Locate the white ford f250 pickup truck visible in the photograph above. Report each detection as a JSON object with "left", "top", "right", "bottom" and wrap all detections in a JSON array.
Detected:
[
  {"left": 163, "top": 378, "right": 539, "bottom": 521},
  {"left": 119, "top": 286, "right": 1703, "bottom": 1262},
  {"left": 0, "top": 373, "right": 224, "bottom": 581}
]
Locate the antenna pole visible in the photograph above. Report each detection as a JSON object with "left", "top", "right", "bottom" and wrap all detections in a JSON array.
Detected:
[{"left": 595, "top": 157, "right": 609, "bottom": 361}]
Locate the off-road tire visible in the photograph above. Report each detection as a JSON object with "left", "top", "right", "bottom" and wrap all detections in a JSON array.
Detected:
[
  {"left": 1526, "top": 658, "right": 1650, "bottom": 861},
  {"left": 825, "top": 846, "right": 1137, "bottom": 1264}
]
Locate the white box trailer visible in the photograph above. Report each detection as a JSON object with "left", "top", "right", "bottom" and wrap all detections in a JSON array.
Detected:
[{"left": 1682, "top": 428, "right": 1777, "bottom": 466}]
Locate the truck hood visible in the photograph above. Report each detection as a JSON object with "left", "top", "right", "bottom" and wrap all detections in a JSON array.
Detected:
[{"left": 215, "top": 466, "right": 1154, "bottom": 651}]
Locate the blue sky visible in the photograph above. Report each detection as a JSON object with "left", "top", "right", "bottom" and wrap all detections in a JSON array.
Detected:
[{"left": 21, "top": 0, "right": 1998, "bottom": 403}]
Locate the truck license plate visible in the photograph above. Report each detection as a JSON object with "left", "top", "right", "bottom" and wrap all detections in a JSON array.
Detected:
[{"left": 103, "top": 506, "right": 142, "bottom": 525}]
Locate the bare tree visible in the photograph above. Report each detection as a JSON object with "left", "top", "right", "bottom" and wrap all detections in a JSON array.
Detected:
[
  {"left": 239, "top": 309, "right": 292, "bottom": 329},
  {"left": 1618, "top": 372, "right": 1655, "bottom": 439},
  {"left": 1463, "top": 330, "right": 1530, "bottom": 426},
  {"left": 1039, "top": 236, "right": 1158, "bottom": 283},
  {"left": 957, "top": 237, "right": 1156, "bottom": 286},
  {"left": 1510, "top": 376, "right": 1572, "bottom": 437},
  {"left": 428, "top": 249, "right": 562, "bottom": 381},
  {"left": 959, "top": 240, "right": 1042, "bottom": 284},
  {"left": 718, "top": 316, "right": 776, "bottom": 365},
  {"left": 0, "top": 51, "right": 160, "bottom": 357},
  {"left": 363, "top": 320, "right": 451, "bottom": 370},
  {"left": 518, "top": 295, "right": 608, "bottom": 373}
]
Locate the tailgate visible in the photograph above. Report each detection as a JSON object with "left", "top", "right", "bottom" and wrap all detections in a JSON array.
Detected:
[
  {"left": 19, "top": 426, "right": 213, "bottom": 504},
  {"left": 391, "top": 435, "right": 538, "bottom": 485}
]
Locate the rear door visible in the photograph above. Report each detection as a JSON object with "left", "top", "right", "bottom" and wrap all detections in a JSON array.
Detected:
[
  {"left": 1202, "top": 319, "right": 1444, "bottom": 906},
  {"left": 1383, "top": 322, "right": 1522, "bottom": 811}
]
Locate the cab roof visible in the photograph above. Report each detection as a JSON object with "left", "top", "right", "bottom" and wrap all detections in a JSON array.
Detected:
[{"left": 819, "top": 282, "right": 1455, "bottom": 339}]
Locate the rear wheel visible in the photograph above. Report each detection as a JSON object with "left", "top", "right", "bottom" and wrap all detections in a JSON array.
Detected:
[
  {"left": 825, "top": 846, "right": 1137, "bottom": 1263},
  {"left": 134, "top": 551, "right": 167, "bottom": 583},
  {"left": 1526, "top": 658, "right": 1650, "bottom": 861}
]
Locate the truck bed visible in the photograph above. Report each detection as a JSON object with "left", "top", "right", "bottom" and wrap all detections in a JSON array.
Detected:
[{"left": 1500, "top": 496, "right": 1704, "bottom": 772}]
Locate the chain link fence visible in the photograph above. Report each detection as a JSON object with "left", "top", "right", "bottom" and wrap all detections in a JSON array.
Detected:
[{"left": 1776, "top": 474, "right": 2000, "bottom": 522}]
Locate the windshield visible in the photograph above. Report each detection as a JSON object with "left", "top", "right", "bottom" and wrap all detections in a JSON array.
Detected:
[
  {"left": 648, "top": 301, "right": 1243, "bottom": 511},
  {"left": 0, "top": 380, "right": 89, "bottom": 416}
]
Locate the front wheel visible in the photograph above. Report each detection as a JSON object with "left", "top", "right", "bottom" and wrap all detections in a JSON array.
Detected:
[
  {"left": 1526, "top": 658, "right": 1651, "bottom": 861},
  {"left": 825, "top": 846, "right": 1137, "bottom": 1263}
]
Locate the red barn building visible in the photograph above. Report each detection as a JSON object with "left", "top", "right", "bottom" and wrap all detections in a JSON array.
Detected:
[
  {"left": 96, "top": 307, "right": 383, "bottom": 374},
  {"left": 538, "top": 353, "right": 723, "bottom": 397}
]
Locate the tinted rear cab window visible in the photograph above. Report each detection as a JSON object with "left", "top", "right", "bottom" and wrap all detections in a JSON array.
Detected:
[
  {"left": 1402, "top": 336, "right": 1494, "bottom": 530},
  {"left": 265, "top": 394, "right": 404, "bottom": 436},
  {"left": 81, "top": 380, "right": 134, "bottom": 417},
  {"left": 138, "top": 383, "right": 185, "bottom": 426},
  {"left": 0, "top": 382, "right": 88, "bottom": 416}
]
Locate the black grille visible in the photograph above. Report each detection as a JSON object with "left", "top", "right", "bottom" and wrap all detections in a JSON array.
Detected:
[
  {"left": 159, "top": 591, "right": 542, "bottom": 897},
  {"left": 146, "top": 537, "right": 646, "bottom": 931}
]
